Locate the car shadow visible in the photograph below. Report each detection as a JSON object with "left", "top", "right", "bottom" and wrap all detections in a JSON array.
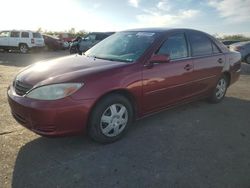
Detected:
[{"left": 12, "top": 97, "right": 250, "bottom": 188}]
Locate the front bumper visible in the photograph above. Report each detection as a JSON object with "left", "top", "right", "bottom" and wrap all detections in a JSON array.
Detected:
[{"left": 7, "top": 87, "right": 95, "bottom": 136}]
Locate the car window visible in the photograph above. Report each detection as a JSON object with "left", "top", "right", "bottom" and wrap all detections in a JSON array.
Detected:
[
  {"left": 189, "top": 32, "right": 212, "bottom": 56},
  {"left": 21, "top": 32, "right": 29, "bottom": 38},
  {"left": 86, "top": 34, "right": 96, "bottom": 41},
  {"left": 32, "top": 32, "right": 42, "bottom": 38},
  {"left": 0, "top": 31, "right": 9, "bottom": 37},
  {"left": 212, "top": 42, "right": 221, "bottom": 54},
  {"left": 157, "top": 33, "right": 188, "bottom": 60},
  {"left": 96, "top": 34, "right": 106, "bottom": 41},
  {"left": 10, "top": 31, "right": 20, "bottom": 38}
]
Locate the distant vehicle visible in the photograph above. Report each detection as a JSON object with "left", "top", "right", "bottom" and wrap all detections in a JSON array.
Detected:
[
  {"left": 58, "top": 33, "right": 74, "bottom": 43},
  {"left": 69, "top": 32, "right": 115, "bottom": 54},
  {"left": 0, "top": 30, "right": 45, "bottom": 53},
  {"left": 42, "top": 34, "right": 64, "bottom": 50},
  {"left": 8, "top": 28, "right": 241, "bottom": 143},
  {"left": 230, "top": 41, "right": 250, "bottom": 64},
  {"left": 222, "top": 40, "right": 241, "bottom": 48}
]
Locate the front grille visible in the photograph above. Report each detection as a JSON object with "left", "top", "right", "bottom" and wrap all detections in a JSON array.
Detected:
[{"left": 14, "top": 80, "right": 33, "bottom": 96}]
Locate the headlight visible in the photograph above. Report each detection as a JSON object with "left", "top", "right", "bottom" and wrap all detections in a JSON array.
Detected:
[{"left": 26, "top": 83, "right": 83, "bottom": 100}]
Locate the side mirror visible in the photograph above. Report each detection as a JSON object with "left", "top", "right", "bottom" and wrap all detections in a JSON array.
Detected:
[{"left": 150, "top": 54, "right": 170, "bottom": 64}]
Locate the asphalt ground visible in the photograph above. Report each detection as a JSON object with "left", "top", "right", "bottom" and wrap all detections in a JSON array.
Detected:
[{"left": 0, "top": 50, "right": 250, "bottom": 188}]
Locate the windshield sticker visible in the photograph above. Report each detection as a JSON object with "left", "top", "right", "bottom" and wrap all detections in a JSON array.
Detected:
[{"left": 136, "top": 32, "right": 155, "bottom": 37}]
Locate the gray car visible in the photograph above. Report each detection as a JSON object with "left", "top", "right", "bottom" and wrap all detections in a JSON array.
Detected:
[
  {"left": 69, "top": 32, "right": 114, "bottom": 54},
  {"left": 230, "top": 41, "right": 250, "bottom": 64}
]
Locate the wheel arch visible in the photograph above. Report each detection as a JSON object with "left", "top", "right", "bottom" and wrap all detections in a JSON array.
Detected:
[
  {"left": 18, "top": 43, "right": 29, "bottom": 48},
  {"left": 87, "top": 88, "right": 138, "bottom": 128},
  {"left": 222, "top": 71, "right": 231, "bottom": 87}
]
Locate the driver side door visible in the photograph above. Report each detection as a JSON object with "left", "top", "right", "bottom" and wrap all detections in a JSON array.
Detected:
[
  {"left": 142, "top": 33, "right": 195, "bottom": 113},
  {"left": 0, "top": 31, "right": 10, "bottom": 47}
]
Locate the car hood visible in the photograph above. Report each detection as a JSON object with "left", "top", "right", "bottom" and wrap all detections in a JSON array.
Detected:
[{"left": 16, "top": 55, "right": 126, "bottom": 87}]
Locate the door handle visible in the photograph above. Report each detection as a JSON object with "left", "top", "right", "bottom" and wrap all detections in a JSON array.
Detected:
[
  {"left": 184, "top": 64, "right": 193, "bottom": 71},
  {"left": 218, "top": 58, "right": 223, "bottom": 64}
]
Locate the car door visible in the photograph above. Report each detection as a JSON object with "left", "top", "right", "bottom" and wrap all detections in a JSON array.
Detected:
[
  {"left": 9, "top": 31, "right": 20, "bottom": 47},
  {"left": 142, "top": 33, "right": 196, "bottom": 113},
  {"left": 187, "top": 31, "right": 225, "bottom": 96},
  {"left": 0, "top": 31, "right": 10, "bottom": 46}
]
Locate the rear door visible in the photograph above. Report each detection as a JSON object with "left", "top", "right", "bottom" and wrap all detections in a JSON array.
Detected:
[
  {"left": 187, "top": 31, "right": 225, "bottom": 96},
  {"left": 32, "top": 32, "right": 45, "bottom": 47},
  {"left": 21, "top": 32, "right": 31, "bottom": 47},
  {"left": 0, "top": 31, "right": 10, "bottom": 46},
  {"left": 142, "top": 33, "right": 195, "bottom": 113},
  {"left": 9, "top": 31, "right": 20, "bottom": 47}
]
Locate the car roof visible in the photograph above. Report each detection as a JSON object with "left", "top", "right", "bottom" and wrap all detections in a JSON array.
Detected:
[
  {"left": 123, "top": 27, "right": 206, "bottom": 34},
  {"left": 1, "top": 30, "right": 40, "bottom": 33}
]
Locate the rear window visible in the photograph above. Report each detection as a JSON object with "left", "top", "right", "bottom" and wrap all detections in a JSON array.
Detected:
[
  {"left": 32, "top": 32, "right": 42, "bottom": 38},
  {"left": 21, "top": 32, "right": 29, "bottom": 38},
  {"left": 189, "top": 32, "right": 212, "bottom": 56}
]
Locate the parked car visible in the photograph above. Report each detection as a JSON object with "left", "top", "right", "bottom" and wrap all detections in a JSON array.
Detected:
[
  {"left": 58, "top": 33, "right": 74, "bottom": 43},
  {"left": 69, "top": 32, "right": 114, "bottom": 54},
  {"left": 7, "top": 28, "right": 241, "bottom": 143},
  {"left": 0, "top": 30, "right": 45, "bottom": 53},
  {"left": 222, "top": 40, "right": 241, "bottom": 48},
  {"left": 229, "top": 41, "right": 250, "bottom": 64},
  {"left": 42, "top": 34, "right": 64, "bottom": 50}
]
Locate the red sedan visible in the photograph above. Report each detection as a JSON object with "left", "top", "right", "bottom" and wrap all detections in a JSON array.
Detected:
[{"left": 8, "top": 28, "right": 241, "bottom": 143}]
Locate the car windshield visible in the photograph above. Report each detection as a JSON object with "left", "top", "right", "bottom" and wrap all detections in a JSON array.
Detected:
[{"left": 84, "top": 31, "right": 156, "bottom": 63}]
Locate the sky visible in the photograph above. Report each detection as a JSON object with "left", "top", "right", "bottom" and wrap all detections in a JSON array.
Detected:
[{"left": 0, "top": 0, "right": 250, "bottom": 36}]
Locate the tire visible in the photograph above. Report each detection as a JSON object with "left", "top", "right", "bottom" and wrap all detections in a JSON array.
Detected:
[
  {"left": 245, "top": 55, "right": 250, "bottom": 64},
  {"left": 19, "top": 44, "right": 28, "bottom": 54},
  {"left": 209, "top": 75, "right": 228, "bottom": 103},
  {"left": 88, "top": 94, "right": 133, "bottom": 143},
  {"left": 69, "top": 46, "right": 77, "bottom": 54}
]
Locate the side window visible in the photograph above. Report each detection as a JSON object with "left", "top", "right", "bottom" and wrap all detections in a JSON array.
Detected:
[
  {"left": 21, "top": 32, "right": 29, "bottom": 38},
  {"left": 0, "top": 31, "right": 9, "bottom": 37},
  {"left": 157, "top": 33, "right": 188, "bottom": 60},
  {"left": 189, "top": 33, "right": 212, "bottom": 56},
  {"left": 10, "top": 31, "right": 20, "bottom": 38},
  {"left": 212, "top": 42, "right": 221, "bottom": 54},
  {"left": 32, "top": 32, "right": 42, "bottom": 38}
]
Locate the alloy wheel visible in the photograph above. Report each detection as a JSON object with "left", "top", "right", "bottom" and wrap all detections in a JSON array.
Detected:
[{"left": 215, "top": 78, "right": 227, "bottom": 99}]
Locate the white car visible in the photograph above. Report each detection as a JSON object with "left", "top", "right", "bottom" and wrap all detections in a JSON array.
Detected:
[{"left": 0, "top": 30, "right": 45, "bottom": 53}]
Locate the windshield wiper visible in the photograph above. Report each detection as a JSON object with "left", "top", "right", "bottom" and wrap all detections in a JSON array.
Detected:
[{"left": 88, "top": 55, "right": 132, "bottom": 63}]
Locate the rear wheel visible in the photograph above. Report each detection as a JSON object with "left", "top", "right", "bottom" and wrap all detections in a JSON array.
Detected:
[
  {"left": 209, "top": 75, "right": 228, "bottom": 103},
  {"left": 88, "top": 94, "right": 133, "bottom": 143},
  {"left": 19, "top": 44, "right": 28, "bottom": 54},
  {"left": 245, "top": 55, "right": 250, "bottom": 64}
]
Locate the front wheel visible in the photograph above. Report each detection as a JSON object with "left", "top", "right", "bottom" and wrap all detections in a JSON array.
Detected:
[
  {"left": 88, "top": 94, "right": 133, "bottom": 143},
  {"left": 209, "top": 75, "right": 228, "bottom": 103}
]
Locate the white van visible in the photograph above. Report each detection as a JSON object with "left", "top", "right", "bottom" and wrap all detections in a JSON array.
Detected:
[{"left": 0, "top": 30, "right": 45, "bottom": 53}]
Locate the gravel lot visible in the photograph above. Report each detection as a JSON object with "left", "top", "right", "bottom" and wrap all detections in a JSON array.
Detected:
[{"left": 0, "top": 51, "right": 250, "bottom": 188}]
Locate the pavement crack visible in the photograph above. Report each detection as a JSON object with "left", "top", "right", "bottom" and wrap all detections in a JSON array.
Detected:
[{"left": 0, "top": 131, "right": 15, "bottom": 136}]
